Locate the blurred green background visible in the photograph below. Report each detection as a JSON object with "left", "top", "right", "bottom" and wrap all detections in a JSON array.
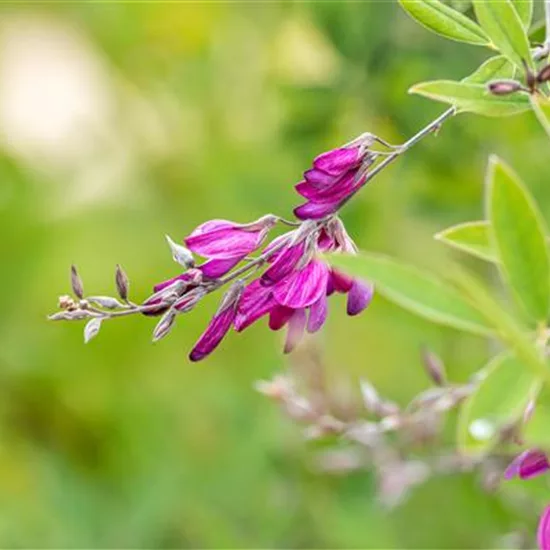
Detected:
[{"left": 1, "top": 1, "right": 549, "bottom": 547}]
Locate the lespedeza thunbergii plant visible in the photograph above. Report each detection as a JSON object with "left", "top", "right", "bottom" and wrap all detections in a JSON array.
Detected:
[{"left": 49, "top": 0, "right": 550, "bottom": 547}]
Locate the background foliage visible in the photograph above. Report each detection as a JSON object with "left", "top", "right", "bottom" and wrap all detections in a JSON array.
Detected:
[{"left": 1, "top": 1, "right": 549, "bottom": 547}]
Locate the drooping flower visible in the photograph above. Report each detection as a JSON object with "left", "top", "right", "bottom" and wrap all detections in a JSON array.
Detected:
[
  {"left": 504, "top": 449, "right": 550, "bottom": 550},
  {"left": 504, "top": 448, "right": 550, "bottom": 480},
  {"left": 293, "top": 135, "right": 375, "bottom": 220},
  {"left": 189, "top": 281, "right": 244, "bottom": 362}
]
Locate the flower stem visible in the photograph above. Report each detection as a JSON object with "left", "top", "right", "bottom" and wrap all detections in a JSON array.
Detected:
[{"left": 338, "top": 107, "right": 456, "bottom": 210}]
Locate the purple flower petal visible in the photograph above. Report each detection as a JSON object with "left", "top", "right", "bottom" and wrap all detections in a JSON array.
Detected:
[
  {"left": 269, "top": 305, "right": 294, "bottom": 331},
  {"left": 189, "top": 305, "right": 236, "bottom": 362},
  {"left": 153, "top": 272, "right": 194, "bottom": 293},
  {"left": 330, "top": 269, "right": 354, "bottom": 293},
  {"left": 347, "top": 280, "right": 374, "bottom": 316},
  {"left": 273, "top": 259, "right": 329, "bottom": 309},
  {"left": 185, "top": 219, "right": 263, "bottom": 259},
  {"left": 234, "top": 280, "right": 276, "bottom": 332},
  {"left": 307, "top": 294, "right": 328, "bottom": 333},
  {"left": 284, "top": 308, "right": 307, "bottom": 354},
  {"left": 504, "top": 449, "right": 550, "bottom": 480},
  {"left": 294, "top": 201, "right": 340, "bottom": 220},
  {"left": 303, "top": 169, "right": 337, "bottom": 188},
  {"left": 313, "top": 146, "right": 361, "bottom": 176},
  {"left": 200, "top": 257, "right": 241, "bottom": 279},
  {"left": 317, "top": 229, "right": 335, "bottom": 252},
  {"left": 538, "top": 505, "right": 550, "bottom": 550},
  {"left": 520, "top": 449, "right": 550, "bottom": 479},
  {"left": 297, "top": 169, "right": 360, "bottom": 202},
  {"left": 262, "top": 242, "right": 306, "bottom": 285}
]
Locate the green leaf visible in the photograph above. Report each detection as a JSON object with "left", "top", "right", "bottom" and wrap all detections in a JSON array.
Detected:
[
  {"left": 449, "top": 266, "right": 550, "bottom": 387},
  {"left": 523, "top": 401, "right": 550, "bottom": 448},
  {"left": 473, "top": 0, "right": 533, "bottom": 69},
  {"left": 530, "top": 95, "right": 550, "bottom": 140},
  {"left": 410, "top": 80, "right": 530, "bottom": 116},
  {"left": 511, "top": 0, "right": 533, "bottom": 29},
  {"left": 327, "top": 252, "right": 493, "bottom": 335},
  {"left": 463, "top": 55, "right": 515, "bottom": 84},
  {"left": 399, "top": 0, "right": 490, "bottom": 45},
  {"left": 458, "top": 352, "right": 540, "bottom": 455},
  {"left": 435, "top": 221, "right": 496, "bottom": 262},
  {"left": 487, "top": 156, "right": 550, "bottom": 324}
]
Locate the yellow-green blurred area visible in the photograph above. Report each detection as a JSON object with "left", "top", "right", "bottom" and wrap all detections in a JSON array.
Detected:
[{"left": 0, "top": 1, "right": 548, "bottom": 548}]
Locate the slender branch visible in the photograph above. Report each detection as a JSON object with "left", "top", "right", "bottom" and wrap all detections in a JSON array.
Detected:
[{"left": 337, "top": 107, "right": 456, "bottom": 210}]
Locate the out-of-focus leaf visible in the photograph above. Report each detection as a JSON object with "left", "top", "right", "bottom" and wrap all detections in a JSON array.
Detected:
[
  {"left": 450, "top": 267, "right": 550, "bottom": 387},
  {"left": 530, "top": 95, "right": 550, "bottom": 140},
  {"left": 399, "top": 0, "right": 490, "bottom": 44},
  {"left": 462, "top": 55, "right": 514, "bottom": 84},
  {"left": 487, "top": 156, "right": 550, "bottom": 324},
  {"left": 458, "top": 352, "right": 540, "bottom": 455},
  {"left": 327, "top": 253, "right": 493, "bottom": 335},
  {"left": 435, "top": 221, "right": 496, "bottom": 262},
  {"left": 524, "top": 401, "right": 550, "bottom": 448},
  {"left": 409, "top": 80, "right": 530, "bottom": 116},
  {"left": 511, "top": 0, "right": 533, "bottom": 29},
  {"left": 473, "top": 0, "right": 533, "bottom": 69}
]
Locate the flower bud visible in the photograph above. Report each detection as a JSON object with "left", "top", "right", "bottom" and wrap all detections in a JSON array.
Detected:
[
  {"left": 153, "top": 309, "right": 176, "bottom": 342},
  {"left": 421, "top": 347, "right": 446, "bottom": 386},
  {"left": 87, "top": 296, "right": 124, "bottom": 309},
  {"left": 84, "top": 318, "right": 102, "bottom": 343},
  {"left": 115, "top": 264, "right": 129, "bottom": 301},
  {"left": 537, "top": 64, "right": 550, "bottom": 83},
  {"left": 487, "top": 80, "right": 522, "bottom": 96},
  {"left": 166, "top": 235, "right": 195, "bottom": 269},
  {"left": 70, "top": 265, "right": 84, "bottom": 299}
]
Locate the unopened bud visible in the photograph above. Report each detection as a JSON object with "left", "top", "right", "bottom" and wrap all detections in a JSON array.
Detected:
[
  {"left": 487, "top": 80, "right": 522, "bottom": 96},
  {"left": 152, "top": 309, "right": 176, "bottom": 342},
  {"left": 165, "top": 235, "right": 195, "bottom": 269},
  {"left": 84, "top": 317, "right": 102, "bottom": 343},
  {"left": 173, "top": 287, "right": 206, "bottom": 312},
  {"left": 70, "top": 265, "right": 84, "bottom": 299},
  {"left": 421, "top": 347, "right": 446, "bottom": 386},
  {"left": 537, "top": 64, "right": 550, "bottom": 83},
  {"left": 115, "top": 264, "right": 129, "bottom": 301},
  {"left": 359, "top": 378, "right": 381, "bottom": 413}
]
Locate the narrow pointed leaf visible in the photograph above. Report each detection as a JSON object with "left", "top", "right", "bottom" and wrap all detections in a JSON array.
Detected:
[
  {"left": 458, "top": 352, "right": 540, "bottom": 455},
  {"left": 435, "top": 221, "right": 496, "bottom": 262},
  {"left": 327, "top": 253, "right": 493, "bottom": 335},
  {"left": 399, "top": 0, "right": 489, "bottom": 45},
  {"left": 410, "top": 80, "right": 530, "bottom": 116},
  {"left": 487, "top": 156, "right": 550, "bottom": 323},
  {"left": 511, "top": 0, "right": 533, "bottom": 29},
  {"left": 473, "top": 0, "right": 533, "bottom": 69},
  {"left": 463, "top": 55, "right": 514, "bottom": 84}
]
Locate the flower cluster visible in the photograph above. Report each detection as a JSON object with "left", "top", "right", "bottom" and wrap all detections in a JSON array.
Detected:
[
  {"left": 505, "top": 449, "right": 550, "bottom": 550},
  {"left": 50, "top": 136, "right": 383, "bottom": 361},
  {"left": 149, "top": 216, "right": 373, "bottom": 361}
]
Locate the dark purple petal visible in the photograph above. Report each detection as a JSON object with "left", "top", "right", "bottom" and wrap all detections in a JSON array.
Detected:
[
  {"left": 189, "top": 305, "right": 236, "bottom": 362},
  {"left": 330, "top": 269, "right": 354, "bottom": 293},
  {"left": 313, "top": 146, "right": 361, "bottom": 176},
  {"left": 185, "top": 219, "right": 262, "bottom": 259},
  {"left": 347, "top": 280, "right": 374, "bottom": 316},
  {"left": 284, "top": 309, "right": 307, "bottom": 354},
  {"left": 538, "top": 505, "right": 550, "bottom": 550},
  {"left": 303, "top": 169, "right": 337, "bottom": 188},
  {"left": 504, "top": 449, "right": 550, "bottom": 480},
  {"left": 262, "top": 242, "right": 306, "bottom": 285},
  {"left": 297, "top": 169, "right": 360, "bottom": 202},
  {"left": 153, "top": 272, "right": 193, "bottom": 293},
  {"left": 234, "top": 280, "right": 276, "bottom": 332},
  {"left": 269, "top": 305, "right": 294, "bottom": 331},
  {"left": 294, "top": 201, "right": 340, "bottom": 220},
  {"left": 317, "top": 229, "right": 335, "bottom": 252},
  {"left": 273, "top": 260, "right": 329, "bottom": 309},
  {"left": 200, "top": 257, "right": 242, "bottom": 279},
  {"left": 307, "top": 294, "right": 328, "bottom": 333},
  {"left": 520, "top": 449, "right": 550, "bottom": 479}
]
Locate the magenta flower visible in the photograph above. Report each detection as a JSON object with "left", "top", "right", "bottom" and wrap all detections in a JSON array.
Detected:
[
  {"left": 185, "top": 215, "right": 277, "bottom": 277},
  {"left": 189, "top": 282, "right": 244, "bottom": 362},
  {"left": 505, "top": 449, "right": 550, "bottom": 550},
  {"left": 504, "top": 449, "right": 550, "bottom": 480},
  {"left": 293, "top": 137, "right": 375, "bottom": 220},
  {"left": 539, "top": 506, "right": 550, "bottom": 550}
]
